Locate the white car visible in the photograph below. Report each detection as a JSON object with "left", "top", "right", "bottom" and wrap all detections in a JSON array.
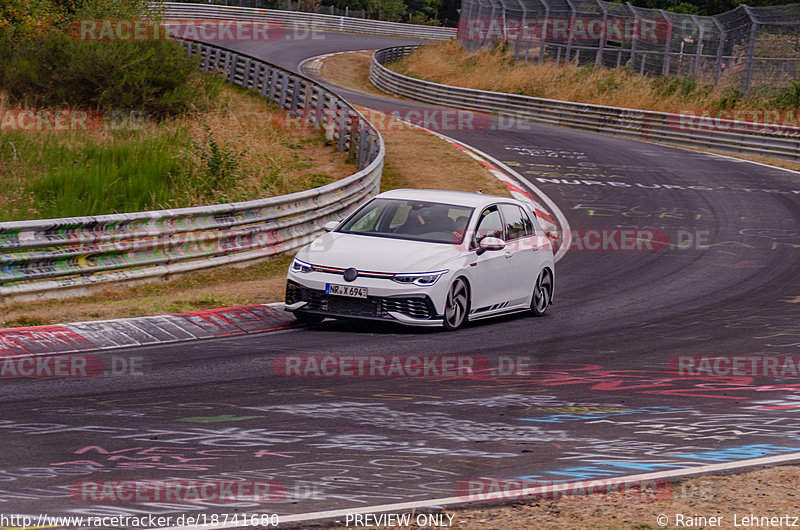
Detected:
[{"left": 284, "top": 189, "right": 555, "bottom": 330}]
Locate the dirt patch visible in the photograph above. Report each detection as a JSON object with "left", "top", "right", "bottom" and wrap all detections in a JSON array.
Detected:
[
  {"left": 322, "top": 464, "right": 800, "bottom": 529},
  {"left": 320, "top": 52, "right": 388, "bottom": 98}
]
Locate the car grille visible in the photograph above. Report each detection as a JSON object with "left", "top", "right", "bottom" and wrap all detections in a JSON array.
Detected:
[
  {"left": 286, "top": 281, "right": 434, "bottom": 320},
  {"left": 381, "top": 298, "right": 431, "bottom": 319}
]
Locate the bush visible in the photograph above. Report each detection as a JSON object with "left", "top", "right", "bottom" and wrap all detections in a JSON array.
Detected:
[
  {"left": 0, "top": 30, "right": 207, "bottom": 118},
  {"left": 767, "top": 80, "right": 800, "bottom": 109}
]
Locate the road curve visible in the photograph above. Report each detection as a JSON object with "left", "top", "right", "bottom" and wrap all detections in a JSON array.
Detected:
[{"left": 0, "top": 31, "right": 798, "bottom": 527}]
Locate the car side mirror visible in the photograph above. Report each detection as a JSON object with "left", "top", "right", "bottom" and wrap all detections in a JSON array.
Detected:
[
  {"left": 323, "top": 221, "right": 339, "bottom": 232},
  {"left": 477, "top": 236, "right": 506, "bottom": 255}
]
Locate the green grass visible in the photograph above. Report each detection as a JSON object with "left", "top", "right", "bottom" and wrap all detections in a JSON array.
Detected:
[
  {"left": 0, "top": 127, "right": 195, "bottom": 221},
  {"left": 23, "top": 131, "right": 193, "bottom": 219}
]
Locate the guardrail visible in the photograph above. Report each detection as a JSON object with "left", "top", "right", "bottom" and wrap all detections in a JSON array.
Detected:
[
  {"left": 370, "top": 45, "right": 800, "bottom": 161},
  {"left": 0, "top": 39, "right": 384, "bottom": 300},
  {"left": 154, "top": 2, "right": 457, "bottom": 40}
]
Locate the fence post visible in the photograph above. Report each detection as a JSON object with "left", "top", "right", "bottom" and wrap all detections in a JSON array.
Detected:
[
  {"left": 595, "top": 3, "right": 608, "bottom": 68},
  {"left": 564, "top": 0, "right": 577, "bottom": 62},
  {"left": 690, "top": 15, "right": 704, "bottom": 75},
  {"left": 659, "top": 11, "right": 673, "bottom": 76},
  {"left": 626, "top": 2, "right": 638, "bottom": 71},
  {"left": 538, "top": 0, "right": 549, "bottom": 64},
  {"left": 712, "top": 16, "right": 726, "bottom": 84},
  {"left": 741, "top": 6, "right": 760, "bottom": 94}
]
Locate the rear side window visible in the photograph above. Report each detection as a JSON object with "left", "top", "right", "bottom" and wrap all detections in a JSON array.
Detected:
[{"left": 499, "top": 203, "right": 534, "bottom": 240}]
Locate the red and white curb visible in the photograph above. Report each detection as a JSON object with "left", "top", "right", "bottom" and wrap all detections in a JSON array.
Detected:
[{"left": 0, "top": 304, "right": 295, "bottom": 358}]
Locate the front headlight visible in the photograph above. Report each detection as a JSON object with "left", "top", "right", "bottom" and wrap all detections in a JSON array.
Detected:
[
  {"left": 291, "top": 258, "right": 313, "bottom": 273},
  {"left": 392, "top": 270, "right": 449, "bottom": 286}
]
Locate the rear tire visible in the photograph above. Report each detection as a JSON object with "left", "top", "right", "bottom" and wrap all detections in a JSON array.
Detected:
[
  {"left": 530, "top": 269, "right": 553, "bottom": 317},
  {"left": 442, "top": 278, "right": 470, "bottom": 331}
]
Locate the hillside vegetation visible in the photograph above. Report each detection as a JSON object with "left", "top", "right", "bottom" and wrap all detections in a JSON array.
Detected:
[{"left": 390, "top": 40, "right": 800, "bottom": 114}]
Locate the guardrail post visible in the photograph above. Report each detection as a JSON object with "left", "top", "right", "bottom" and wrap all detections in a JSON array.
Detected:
[
  {"left": 349, "top": 114, "right": 360, "bottom": 160},
  {"left": 315, "top": 89, "right": 327, "bottom": 130},
  {"left": 337, "top": 107, "right": 348, "bottom": 152},
  {"left": 243, "top": 58, "right": 253, "bottom": 88},
  {"left": 202, "top": 44, "right": 212, "bottom": 71},
  {"left": 278, "top": 74, "right": 290, "bottom": 108},
  {"left": 226, "top": 53, "right": 239, "bottom": 83},
  {"left": 259, "top": 65, "right": 271, "bottom": 97},
  {"left": 289, "top": 77, "right": 301, "bottom": 114}
]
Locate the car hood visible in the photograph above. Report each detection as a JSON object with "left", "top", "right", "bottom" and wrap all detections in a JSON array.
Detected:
[{"left": 298, "top": 232, "right": 463, "bottom": 273}]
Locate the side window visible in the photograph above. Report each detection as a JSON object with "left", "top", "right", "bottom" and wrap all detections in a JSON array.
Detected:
[
  {"left": 499, "top": 203, "right": 532, "bottom": 241},
  {"left": 471, "top": 206, "right": 504, "bottom": 249},
  {"left": 518, "top": 206, "right": 535, "bottom": 237}
]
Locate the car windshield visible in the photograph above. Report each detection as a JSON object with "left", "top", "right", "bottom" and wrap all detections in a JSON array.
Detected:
[{"left": 338, "top": 198, "right": 474, "bottom": 244}]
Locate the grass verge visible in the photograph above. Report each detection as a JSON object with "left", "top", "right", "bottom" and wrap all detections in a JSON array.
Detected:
[{"left": 0, "top": 79, "right": 351, "bottom": 221}]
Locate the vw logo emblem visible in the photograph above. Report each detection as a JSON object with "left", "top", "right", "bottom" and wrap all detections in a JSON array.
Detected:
[{"left": 343, "top": 268, "right": 358, "bottom": 282}]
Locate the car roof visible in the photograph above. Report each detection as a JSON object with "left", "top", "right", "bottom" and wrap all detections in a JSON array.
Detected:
[{"left": 376, "top": 189, "right": 523, "bottom": 209}]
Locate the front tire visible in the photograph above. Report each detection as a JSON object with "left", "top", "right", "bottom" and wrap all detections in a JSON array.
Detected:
[
  {"left": 442, "top": 278, "right": 469, "bottom": 331},
  {"left": 530, "top": 269, "right": 553, "bottom": 317}
]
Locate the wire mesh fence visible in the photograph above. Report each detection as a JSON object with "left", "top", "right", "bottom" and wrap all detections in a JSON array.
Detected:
[{"left": 457, "top": 0, "right": 800, "bottom": 91}]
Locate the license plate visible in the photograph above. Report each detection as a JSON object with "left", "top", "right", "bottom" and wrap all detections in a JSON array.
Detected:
[{"left": 326, "top": 283, "right": 367, "bottom": 298}]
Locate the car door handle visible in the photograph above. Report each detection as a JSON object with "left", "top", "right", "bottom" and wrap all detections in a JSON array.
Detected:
[{"left": 504, "top": 251, "right": 513, "bottom": 259}]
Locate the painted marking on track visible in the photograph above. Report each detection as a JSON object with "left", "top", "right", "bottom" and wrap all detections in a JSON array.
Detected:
[
  {"left": 177, "top": 415, "right": 266, "bottom": 423},
  {"left": 155, "top": 450, "right": 800, "bottom": 530}
]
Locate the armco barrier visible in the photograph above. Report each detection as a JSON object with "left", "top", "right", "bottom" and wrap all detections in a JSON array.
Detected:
[
  {"left": 370, "top": 45, "right": 800, "bottom": 161},
  {"left": 153, "top": 2, "right": 457, "bottom": 40},
  {"left": 0, "top": 39, "right": 384, "bottom": 300}
]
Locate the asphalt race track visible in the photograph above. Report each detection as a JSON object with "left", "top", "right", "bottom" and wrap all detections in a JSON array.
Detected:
[{"left": 1, "top": 30, "right": 799, "bottom": 527}]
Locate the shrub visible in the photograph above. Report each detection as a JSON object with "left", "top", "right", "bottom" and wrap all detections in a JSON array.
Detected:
[{"left": 0, "top": 30, "right": 207, "bottom": 118}]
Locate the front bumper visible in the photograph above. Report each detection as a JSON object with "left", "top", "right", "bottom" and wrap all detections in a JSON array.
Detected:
[{"left": 285, "top": 280, "right": 443, "bottom": 327}]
